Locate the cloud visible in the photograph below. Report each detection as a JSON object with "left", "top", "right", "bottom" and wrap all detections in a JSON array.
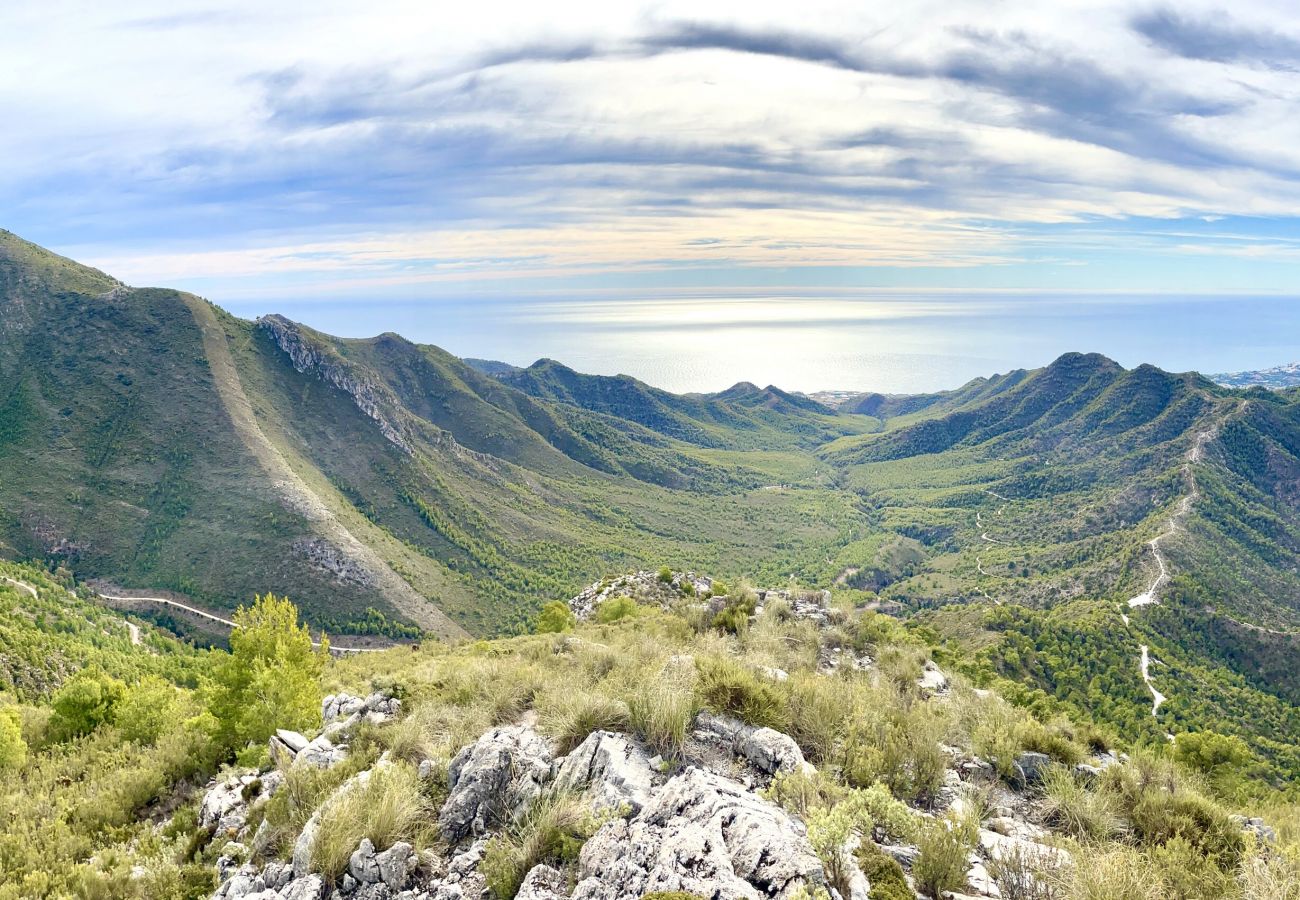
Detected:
[
  {"left": 6, "top": 0, "right": 1300, "bottom": 302},
  {"left": 1132, "top": 8, "right": 1300, "bottom": 69}
]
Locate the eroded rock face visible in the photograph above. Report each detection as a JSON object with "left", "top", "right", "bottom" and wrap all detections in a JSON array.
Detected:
[
  {"left": 554, "top": 730, "right": 657, "bottom": 814},
  {"left": 440, "top": 725, "right": 555, "bottom": 842},
  {"left": 572, "top": 767, "right": 826, "bottom": 900},
  {"left": 515, "top": 864, "right": 569, "bottom": 900}
]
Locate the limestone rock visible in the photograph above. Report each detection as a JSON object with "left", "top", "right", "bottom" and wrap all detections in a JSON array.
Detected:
[
  {"left": 440, "top": 725, "right": 554, "bottom": 842},
  {"left": 572, "top": 767, "right": 825, "bottom": 900},
  {"left": 516, "top": 864, "right": 569, "bottom": 900},
  {"left": 1012, "top": 752, "right": 1051, "bottom": 788},
  {"left": 554, "top": 730, "right": 656, "bottom": 814}
]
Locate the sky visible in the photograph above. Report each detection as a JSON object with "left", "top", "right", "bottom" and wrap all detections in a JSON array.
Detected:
[{"left": 4, "top": 1, "right": 1300, "bottom": 390}]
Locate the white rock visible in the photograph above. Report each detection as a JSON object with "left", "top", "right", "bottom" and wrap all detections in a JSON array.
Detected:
[
  {"left": 554, "top": 730, "right": 656, "bottom": 814},
  {"left": 439, "top": 725, "right": 554, "bottom": 842},
  {"left": 572, "top": 767, "right": 826, "bottom": 900}
]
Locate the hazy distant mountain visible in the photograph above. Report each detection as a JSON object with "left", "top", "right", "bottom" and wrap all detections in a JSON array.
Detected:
[{"left": 1212, "top": 361, "right": 1300, "bottom": 389}]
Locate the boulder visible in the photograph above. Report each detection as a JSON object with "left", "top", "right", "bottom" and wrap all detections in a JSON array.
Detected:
[
  {"left": 440, "top": 725, "right": 554, "bottom": 842},
  {"left": 349, "top": 838, "right": 381, "bottom": 884},
  {"left": 375, "top": 841, "right": 416, "bottom": 888},
  {"left": 1012, "top": 752, "right": 1052, "bottom": 788},
  {"left": 694, "top": 711, "right": 810, "bottom": 777},
  {"left": 554, "top": 730, "right": 656, "bottom": 814},
  {"left": 280, "top": 875, "right": 326, "bottom": 900},
  {"left": 296, "top": 734, "right": 347, "bottom": 770},
  {"left": 572, "top": 767, "right": 826, "bottom": 900},
  {"left": 737, "top": 727, "right": 809, "bottom": 776},
  {"left": 516, "top": 864, "right": 569, "bottom": 900},
  {"left": 917, "top": 661, "right": 948, "bottom": 695}
]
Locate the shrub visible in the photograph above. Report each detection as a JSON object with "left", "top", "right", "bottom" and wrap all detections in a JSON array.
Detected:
[
  {"left": 541, "top": 692, "right": 630, "bottom": 754},
  {"left": 1240, "top": 852, "right": 1300, "bottom": 900},
  {"left": 1037, "top": 765, "right": 1120, "bottom": 840},
  {"left": 854, "top": 841, "right": 913, "bottom": 900},
  {"left": 695, "top": 656, "right": 789, "bottom": 731},
  {"left": 785, "top": 673, "right": 852, "bottom": 762},
  {"left": 208, "top": 594, "right": 327, "bottom": 749},
  {"left": 913, "top": 810, "right": 978, "bottom": 898},
  {"left": 987, "top": 845, "right": 1066, "bottom": 900},
  {"left": 806, "top": 798, "right": 872, "bottom": 897},
  {"left": 1052, "top": 846, "right": 1164, "bottom": 900},
  {"left": 763, "top": 768, "right": 846, "bottom": 819},
  {"left": 656, "top": 567, "right": 674, "bottom": 584},
  {"left": 535, "top": 601, "right": 576, "bottom": 634},
  {"left": 1150, "top": 835, "right": 1236, "bottom": 899},
  {"left": 628, "top": 674, "right": 697, "bottom": 759},
  {"left": 0, "top": 706, "right": 25, "bottom": 771},
  {"left": 595, "top": 596, "right": 639, "bottom": 624},
  {"left": 712, "top": 589, "right": 757, "bottom": 635},
  {"left": 50, "top": 671, "right": 126, "bottom": 739},
  {"left": 843, "top": 699, "right": 947, "bottom": 804},
  {"left": 116, "top": 676, "right": 183, "bottom": 745}
]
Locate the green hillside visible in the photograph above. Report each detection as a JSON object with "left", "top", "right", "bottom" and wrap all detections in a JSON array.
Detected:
[{"left": 3, "top": 230, "right": 1300, "bottom": 785}]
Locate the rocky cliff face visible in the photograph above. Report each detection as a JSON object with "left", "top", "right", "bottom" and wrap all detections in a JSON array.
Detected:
[{"left": 258, "top": 314, "right": 414, "bottom": 455}]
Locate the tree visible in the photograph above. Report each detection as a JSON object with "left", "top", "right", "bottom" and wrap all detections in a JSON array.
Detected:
[
  {"left": 50, "top": 671, "right": 126, "bottom": 739},
  {"left": 208, "top": 594, "right": 327, "bottom": 749},
  {"left": 0, "top": 707, "right": 25, "bottom": 771},
  {"left": 535, "top": 601, "right": 576, "bottom": 634},
  {"left": 117, "top": 675, "right": 183, "bottom": 745}
]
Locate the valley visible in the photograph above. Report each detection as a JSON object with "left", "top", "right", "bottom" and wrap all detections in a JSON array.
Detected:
[{"left": 3, "top": 231, "right": 1300, "bottom": 780}]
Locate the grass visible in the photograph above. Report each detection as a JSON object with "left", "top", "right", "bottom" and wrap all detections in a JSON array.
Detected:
[
  {"left": 309, "top": 762, "right": 432, "bottom": 881},
  {"left": 480, "top": 792, "right": 595, "bottom": 899}
]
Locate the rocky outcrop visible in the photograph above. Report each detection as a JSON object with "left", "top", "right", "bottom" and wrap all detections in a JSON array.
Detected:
[
  {"left": 573, "top": 767, "right": 826, "bottom": 900},
  {"left": 756, "top": 588, "right": 835, "bottom": 626},
  {"left": 568, "top": 571, "right": 712, "bottom": 621},
  {"left": 693, "top": 711, "right": 811, "bottom": 777},
  {"left": 439, "top": 725, "right": 555, "bottom": 842},
  {"left": 292, "top": 538, "right": 378, "bottom": 588},
  {"left": 554, "top": 730, "right": 657, "bottom": 814},
  {"left": 257, "top": 314, "right": 413, "bottom": 454}
]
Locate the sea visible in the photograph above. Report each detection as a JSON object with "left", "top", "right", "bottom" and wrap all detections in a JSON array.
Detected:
[{"left": 245, "top": 292, "right": 1300, "bottom": 395}]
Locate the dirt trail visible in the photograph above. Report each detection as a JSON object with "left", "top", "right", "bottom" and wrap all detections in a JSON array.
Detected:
[
  {"left": 1139, "top": 645, "right": 1166, "bottom": 714},
  {"left": 1127, "top": 427, "right": 1215, "bottom": 609},
  {"left": 1124, "top": 410, "right": 1234, "bottom": 719},
  {"left": 125, "top": 621, "right": 142, "bottom": 645},
  {"left": 0, "top": 576, "right": 37, "bottom": 600},
  {"left": 185, "top": 297, "right": 466, "bottom": 640}
]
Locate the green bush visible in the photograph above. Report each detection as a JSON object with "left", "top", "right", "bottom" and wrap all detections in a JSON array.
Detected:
[
  {"left": 1038, "top": 764, "right": 1120, "bottom": 840},
  {"left": 0, "top": 706, "right": 25, "bottom": 771},
  {"left": 481, "top": 793, "right": 595, "bottom": 899},
  {"left": 311, "top": 763, "right": 431, "bottom": 881},
  {"left": 50, "top": 671, "right": 126, "bottom": 739},
  {"left": 116, "top": 676, "right": 183, "bottom": 745},
  {"left": 913, "top": 810, "right": 977, "bottom": 898},
  {"left": 208, "top": 594, "right": 326, "bottom": 749},
  {"left": 628, "top": 675, "right": 696, "bottom": 759},
  {"left": 656, "top": 567, "right": 674, "bottom": 584},
  {"left": 595, "top": 596, "right": 639, "bottom": 624},
  {"left": 535, "top": 601, "right": 576, "bottom": 634},
  {"left": 695, "top": 656, "right": 789, "bottom": 731},
  {"left": 855, "top": 841, "right": 913, "bottom": 900}
]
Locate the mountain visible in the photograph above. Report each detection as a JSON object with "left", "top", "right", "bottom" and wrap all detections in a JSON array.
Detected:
[
  {"left": 1212, "top": 361, "right": 1300, "bottom": 389},
  {"left": 0, "top": 231, "right": 877, "bottom": 637},
  {"left": 496, "top": 358, "right": 872, "bottom": 449},
  {"left": 5, "top": 229, "right": 1300, "bottom": 784}
]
